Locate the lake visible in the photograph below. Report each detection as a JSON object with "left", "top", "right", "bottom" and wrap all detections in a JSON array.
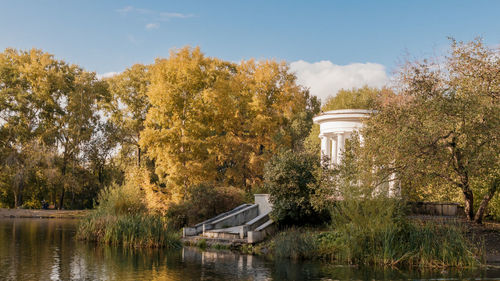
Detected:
[{"left": 1, "top": 218, "right": 499, "bottom": 280}]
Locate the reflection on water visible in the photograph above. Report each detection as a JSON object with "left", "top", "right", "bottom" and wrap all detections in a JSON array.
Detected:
[{"left": 0, "top": 218, "right": 499, "bottom": 280}]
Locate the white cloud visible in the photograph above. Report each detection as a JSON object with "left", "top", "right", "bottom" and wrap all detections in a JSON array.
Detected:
[
  {"left": 145, "top": 23, "right": 159, "bottom": 30},
  {"left": 290, "top": 60, "right": 389, "bottom": 103},
  {"left": 116, "top": 6, "right": 193, "bottom": 23},
  {"left": 159, "top": 12, "right": 194, "bottom": 20},
  {"left": 97, "top": 72, "right": 119, "bottom": 80},
  {"left": 116, "top": 6, "right": 134, "bottom": 15}
]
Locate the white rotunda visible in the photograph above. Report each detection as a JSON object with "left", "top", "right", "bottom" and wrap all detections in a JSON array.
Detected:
[{"left": 312, "top": 109, "right": 372, "bottom": 165}]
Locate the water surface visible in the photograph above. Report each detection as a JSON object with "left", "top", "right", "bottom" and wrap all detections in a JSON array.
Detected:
[{"left": 1, "top": 218, "right": 499, "bottom": 280}]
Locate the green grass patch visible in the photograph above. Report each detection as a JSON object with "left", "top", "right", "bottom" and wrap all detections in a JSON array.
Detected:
[
  {"left": 76, "top": 212, "right": 180, "bottom": 248},
  {"left": 316, "top": 221, "right": 481, "bottom": 268}
]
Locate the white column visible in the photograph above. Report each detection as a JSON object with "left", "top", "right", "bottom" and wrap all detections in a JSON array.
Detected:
[
  {"left": 330, "top": 136, "right": 337, "bottom": 165},
  {"left": 336, "top": 133, "right": 345, "bottom": 164},
  {"left": 326, "top": 136, "right": 332, "bottom": 162},
  {"left": 320, "top": 135, "right": 328, "bottom": 158}
]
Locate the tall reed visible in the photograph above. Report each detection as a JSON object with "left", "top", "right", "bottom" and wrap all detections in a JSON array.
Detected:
[{"left": 76, "top": 182, "right": 180, "bottom": 249}]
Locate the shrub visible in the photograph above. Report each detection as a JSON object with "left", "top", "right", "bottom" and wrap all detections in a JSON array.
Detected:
[
  {"left": 94, "top": 182, "right": 146, "bottom": 216},
  {"left": 264, "top": 149, "right": 328, "bottom": 226},
  {"left": 166, "top": 183, "right": 246, "bottom": 228}
]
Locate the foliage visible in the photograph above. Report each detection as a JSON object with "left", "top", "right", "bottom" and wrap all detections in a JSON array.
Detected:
[
  {"left": 106, "top": 64, "right": 150, "bottom": 166},
  {"left": 0, "top": 46, "right": 320, "bottom": 211},
  {"left": 361, "top": 39, "right": 500, "bottom": 222},
  {"left": 166, "top": 183, "right": 246, "bottom": 229},
  {"left": 267, "top": 213, "right": 479, "bottom": 268},
  {"left": 316, "top": 220, "right": 479, "bottom": 268},
  {"left": 0, "top": 48, "right": 112, "bottom": 209},
  {"left": 94, "top": 182, "right": 146, "bottom": 216},
  {"left": 305, "top": 131, "right": 481, "bottom": 267},
  {"left": 76, "top": 175, "right": 180, "bottom": 248},
  {"left": 322, "top": 86, "right": 381, "bottom": 111},
  {"left": 141, "top": 47, "right": 319, "bottom": 198},
  {"left": 264, "top": 149, "right": 328, "bottom": 226}
]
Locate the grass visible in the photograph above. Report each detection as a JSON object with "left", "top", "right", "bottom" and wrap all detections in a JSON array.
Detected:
[
  {"left": 76, "top": 181, "right": 180, "bottom": 249},
  {"left": 76, "top": 212, "right": 181, "bottom": 248},
  {"left": 271, "top": 228, "right": 318, "bottom": 260},
  {"left": 266, "top": 196, "right": 483, "bottom": 268},
  {"left": 316, "top": 220, "right": 481, "bottom": 268},
  {"left": 267, "top": 222, "right": 481, "bottom": 268}
]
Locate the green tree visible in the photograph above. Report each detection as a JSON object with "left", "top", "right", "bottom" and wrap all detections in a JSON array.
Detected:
[
  {"left": 0, "top": 48, "right": 108, "bottom": 209},
  {"left": 264, "top": 149, "right": 327, "bottom": 226},
  {"left": 322, "top": 86, "right": 381, "bottom": 111},
  {"left": 0, "top": 49, "right": 68, "bottom": 207},
  {"left": 106, "top": 64, "right": 150, "bottom": 166},
  {"left": 362, "top": 39, "right": 499, "bottom": 223}
]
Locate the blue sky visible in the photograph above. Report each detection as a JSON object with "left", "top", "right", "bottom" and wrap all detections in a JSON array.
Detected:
[{"left": 1, "top": 0, "right": 499, "bottom": 100}]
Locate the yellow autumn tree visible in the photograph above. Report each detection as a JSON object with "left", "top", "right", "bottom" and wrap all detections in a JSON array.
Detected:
[{"left": 140, "top": 47, "right": 319, "bottom": 199}]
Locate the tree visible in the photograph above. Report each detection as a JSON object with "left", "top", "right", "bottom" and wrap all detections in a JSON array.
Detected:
[
  {"left": 141, "top": 47, "right": 319, "bottom": 197},
  {"left": 106, "top": 64, "right": 150, "bottom": 166},
  {"left": 0, "top": 49, "right": 68, "bottom": 207},
  {"left": 362, "top": 39, "right": 499, "bottom": 223},
  {"left": 322, "top": 86, "right": 381, "bottom": 111},
  {"left": 56, "top": 72, "right": 107, "bottom": 209},
  {"left": 264, "top": 149, "right": 327, "bottom": 226},
  {"left": 140, "top": 47, "right": 235, "bottom": 198},
  {"left": 0, "top": 48, "right": 108, "bottom": 209},
  {"left": 237, "top": 59, "right": 320, "bottom": 188}
]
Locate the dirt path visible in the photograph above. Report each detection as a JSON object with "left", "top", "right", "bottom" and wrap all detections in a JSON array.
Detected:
[
  {"left": 0, "top": 208, "right": 89, "bottom": 219},
  {"left": 467, "top": 221, "right": 500, "bottom": 265}
]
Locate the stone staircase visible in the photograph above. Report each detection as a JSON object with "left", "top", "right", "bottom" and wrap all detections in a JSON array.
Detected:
[{"left": 182, "top": 194, "right": 275, "bottom": 244}]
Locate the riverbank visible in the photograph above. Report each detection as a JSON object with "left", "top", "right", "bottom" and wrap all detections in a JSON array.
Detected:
[
  {"left": 0, "top": 208, "right": 89, "bottom": 219},
  {"left": 186, "top": 216, "right": 500, "bottom": 267}
]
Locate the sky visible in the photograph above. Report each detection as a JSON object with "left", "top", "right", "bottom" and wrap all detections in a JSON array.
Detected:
[{"left": 1, "top": 0, "right": 499, "bottom": 101}]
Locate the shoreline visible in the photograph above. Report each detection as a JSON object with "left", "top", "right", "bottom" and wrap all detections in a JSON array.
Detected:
[
  {"left": 0, "top": 208, "right": 89, "bottom": 219},
  {"left": 182, "top": 217, "right": 500, "bottom": 266}
]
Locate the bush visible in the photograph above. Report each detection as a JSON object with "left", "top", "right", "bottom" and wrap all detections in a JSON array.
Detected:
[
  {"left": 166, "top": 183, "right": 246, "bottom": 228},
  {"left": 94, "top": 182, "right": 146, "bottom": 216},
  {"left": 264, "top": 149, "right": 329, "bottom": 226}
]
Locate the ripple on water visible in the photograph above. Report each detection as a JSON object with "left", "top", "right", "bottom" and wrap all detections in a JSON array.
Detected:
[{"left": 1, "top": 218, "right": 499, "bottom": 280}]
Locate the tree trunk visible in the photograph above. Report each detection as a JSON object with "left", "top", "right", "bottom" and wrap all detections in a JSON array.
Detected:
[
  {"left": 462, "top": 188, "right": 474, "bottom": 221},
  {"left": 13, "top": 190, "right": 19, "bottom": 208},
  {"left": 474, "top": 179, "right": 499, "bottom": 224},
  {"left": 58, "top": 159, "right": 67, "bottom": 210},
  {"left": 58, "top": 186, "right": 65, "bottom": 210},
  {"left": 137, "top": 146, "right": 141, "bottom": 167}
]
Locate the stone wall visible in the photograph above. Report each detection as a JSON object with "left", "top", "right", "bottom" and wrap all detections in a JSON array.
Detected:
[{"left": 409, "top": 202, "right": 463, "bottom": 217}]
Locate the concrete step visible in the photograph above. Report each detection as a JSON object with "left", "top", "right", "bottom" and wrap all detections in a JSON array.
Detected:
[{"left": 181, "top": 235, "right": 247, "bottom": 247}]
